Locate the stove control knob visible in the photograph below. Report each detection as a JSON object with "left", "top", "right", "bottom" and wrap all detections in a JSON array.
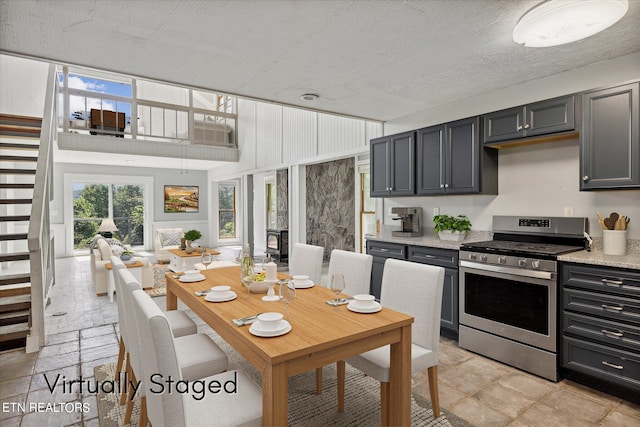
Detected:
[
  {"left": 469, "top": 253, "right": 477, "bottom": 261},
  {"left": 531, "top": 260, "right": 540, "bottom": 269},
  {"left": 518, "top": 259, "right": 527, "bottom": 268},
  {"left": 480, "top": 255, "right": 488, "bottom": 262},
  {"left": 498, "top": 256, "right": 507, "bottom": 264}
]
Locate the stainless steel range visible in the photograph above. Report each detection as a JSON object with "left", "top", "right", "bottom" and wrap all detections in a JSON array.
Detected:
[{"left": 458, "top": 216, "right": 588, "bottom": 381}]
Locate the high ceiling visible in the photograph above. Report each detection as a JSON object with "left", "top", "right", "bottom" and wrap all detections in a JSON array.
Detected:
[{"left": 2, "top": 0, "right": 639, "bottom": 123}]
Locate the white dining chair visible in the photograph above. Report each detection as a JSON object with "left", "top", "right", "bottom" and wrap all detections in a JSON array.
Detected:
[
  {"left": 327, "top": 249, "right": 373, "bottom": 296},
  {"left": 289, "top": 243, "right": 324, "bottom": 285},
  {"left": 132, "top": 289, "right": 263, "bottom": 427},
  {"left": 110, "top": 256, "right": 198, "bottom": 384},
  {"left": 315, "top": 249, "right": 373, "bottom": 394},
  {"left": 338, "top": 259, "right": 445, "bottom": 422},
  {"left": 119, "top": 269, "right": 229, "bottom": 425}
]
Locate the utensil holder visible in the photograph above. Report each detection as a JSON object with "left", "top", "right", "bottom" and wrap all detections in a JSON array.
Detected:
[{"left": 603, "top": 230, "right": 627, "bottom": 256}]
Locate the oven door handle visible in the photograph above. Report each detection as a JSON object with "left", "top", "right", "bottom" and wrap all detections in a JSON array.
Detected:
[{"left": 460, "top": 260, "right": 555, "bottom": 280}]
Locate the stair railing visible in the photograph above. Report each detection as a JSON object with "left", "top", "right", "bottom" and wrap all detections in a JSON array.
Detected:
[{"left": 26, "top": 64, "right": 57, "bottom": 353}]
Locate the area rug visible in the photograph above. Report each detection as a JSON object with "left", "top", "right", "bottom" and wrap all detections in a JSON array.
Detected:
[{"left": 95, "top": 337, "right": 474, "bottom": 427}]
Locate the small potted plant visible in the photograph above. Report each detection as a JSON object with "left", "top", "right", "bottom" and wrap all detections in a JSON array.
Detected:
[
  {"left": 120, "top": 250, "right": 134, "bottom": 261},
  {"left": 433, "top": 214, "right": 472, "bottom": 241},
  {"left": 183, "top": 229, "right": 202, "bottom": 253}
]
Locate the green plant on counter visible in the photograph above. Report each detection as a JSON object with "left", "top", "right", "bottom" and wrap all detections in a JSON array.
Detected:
[
  {"left": 433, "top": 214, "right": 472, "bottom": 234},
  {"left": 183, "top": 229, "right": 202, "bottom": 242}
]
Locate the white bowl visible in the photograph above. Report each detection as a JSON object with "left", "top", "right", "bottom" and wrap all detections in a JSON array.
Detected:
[
  {"left": 292, "top": 275, "right": 310, "bottom": 286},
  {"left": 352, "top": 294, "right": 376, "bottom": 309},
  {"left": 256, "top": 312, "right": 285, "bottom": 331},
  {"left": 210, "top": 285, "right": 231, "bottom": 297},
  {"left": 244, "top": 277, "right": 270, "bottom": 294}
]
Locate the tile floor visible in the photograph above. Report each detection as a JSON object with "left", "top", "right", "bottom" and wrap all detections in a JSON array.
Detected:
[{"left": 1, "top": 256, "right": 639, "bottom": 426}]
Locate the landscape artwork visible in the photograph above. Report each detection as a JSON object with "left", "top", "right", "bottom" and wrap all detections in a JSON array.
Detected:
[{"left": 164, "top": 185, "right": 199, "bottom": 213}]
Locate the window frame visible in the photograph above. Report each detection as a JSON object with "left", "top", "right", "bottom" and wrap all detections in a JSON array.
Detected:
[{"left": 218, "top": 182, "right": 238, "bottom": 240}]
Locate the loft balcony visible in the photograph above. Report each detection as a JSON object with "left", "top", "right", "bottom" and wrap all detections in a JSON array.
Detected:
[{"left": 55, "top": 67, "right": 239, "bottom": 163}]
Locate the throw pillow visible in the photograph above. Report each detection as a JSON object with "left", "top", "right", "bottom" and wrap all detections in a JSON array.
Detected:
[
  {"left": 162, "top": 232, "right": 181, "bottom": 247},
  {"left": 110, "top": 245, "right": 125, "bottom": 256}
]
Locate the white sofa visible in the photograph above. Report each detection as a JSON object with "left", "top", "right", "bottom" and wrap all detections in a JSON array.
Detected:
[
  {"left": 154, "top": 228, "right": 184, "bottom": 263},
  {"left": 91, "top": 238, "right": 152, "bottom": 295}
]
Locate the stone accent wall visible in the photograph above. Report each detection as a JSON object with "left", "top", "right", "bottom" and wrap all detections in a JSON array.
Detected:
[
  {"left": 276, "top": 168, "right": 288, "bottom": 230},
  {"left": 306, "top": 158, "right": 355, "bottom": 260}
]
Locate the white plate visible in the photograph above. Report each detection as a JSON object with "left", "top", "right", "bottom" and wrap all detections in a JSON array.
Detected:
[
  {"left": 179, "top": 274, "right": 206, "bottom": 283},
  {"left": 347, "top": 301, "right": 382, "bottom": 313},
  {"left": 205, "top": 291, "right": 237, "bottom": 302},
  {"left": 293, "top": 279, "right": 314, "bottom": 289},
  {"left": 249, "top": 321, "right": 291, "bottom": 337}
]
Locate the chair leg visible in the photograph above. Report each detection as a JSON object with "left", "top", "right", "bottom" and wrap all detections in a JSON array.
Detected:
[
  {"left": 428, "top": 366, "right": 440, "bottom": 418},
  {"left": 139, "top": 396, "right": 149, "bottom": 427},
  {"left": 119, "top": 354, "right": 131, "bottom": 405},
  {"left": 315, "top": 367, "right": 323, "bottom": 395},
  {"left": 337, "top": 361, "right": 345, "bottom": 412},
  {"left": 123, "top": 369, "right": 138, "bottom": 425},
  {"left": 380, "top": 381, "right": 390, "bottom": 425},
  {"left": 115, "top": 337, "right": 125, "bottom": 381}
]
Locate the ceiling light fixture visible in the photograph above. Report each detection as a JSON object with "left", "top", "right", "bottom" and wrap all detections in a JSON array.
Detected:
[
  {"left": 513, "top": 0, "right": 629, "bottom": 47},
  {"left": 300, "top": 93, "right": 319, "bottom": 101}
]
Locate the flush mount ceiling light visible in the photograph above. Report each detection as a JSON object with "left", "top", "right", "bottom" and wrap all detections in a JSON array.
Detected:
[
  {"left": 300, "top": 93, "right": 319, "bottom": 101},
  {"left": 513, "top": 0, "right": 629, "bottom": 47}
]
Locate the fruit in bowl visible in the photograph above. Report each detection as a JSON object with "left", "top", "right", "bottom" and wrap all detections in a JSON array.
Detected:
[{"left": 243, "top": 271, "right": 271, "bottom": 293}]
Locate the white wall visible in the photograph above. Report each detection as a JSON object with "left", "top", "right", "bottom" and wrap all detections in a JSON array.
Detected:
[
  {"left": 382, "top": 53, "right": 640, "bottom": 240},
  {"left": 0, "top": 55, "right": 49, "bottom": 116}
]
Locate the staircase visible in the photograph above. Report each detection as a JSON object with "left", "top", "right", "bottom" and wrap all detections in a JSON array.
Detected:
[{"left": 0, "top": 113, "right": 41, "bottom": 351}]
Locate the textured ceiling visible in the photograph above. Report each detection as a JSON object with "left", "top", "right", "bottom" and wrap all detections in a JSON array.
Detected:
[{"left": 2, "top": 0, "right": 639, "bottom": 122}]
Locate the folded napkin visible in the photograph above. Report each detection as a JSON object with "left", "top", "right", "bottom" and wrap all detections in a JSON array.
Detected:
[
  {"left": 232, "top": 314, "right": 261, "bottom": 327},
  {"left": 325, "top": 297, "right": 354, "bottom": 306}
]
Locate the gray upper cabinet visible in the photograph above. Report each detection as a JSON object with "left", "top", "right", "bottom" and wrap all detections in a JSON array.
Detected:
[
  {"left": 581, "top": 82, "right": 639, "bottom": 190},
  {"left": 417, "top": 117, "right": 497, "bottom": 195},
  {"left": 483, "top": 95, "right": 576, "bottom": 145},
  {"left": 370, "top": 131, "right": 415, "bottom": 197}
]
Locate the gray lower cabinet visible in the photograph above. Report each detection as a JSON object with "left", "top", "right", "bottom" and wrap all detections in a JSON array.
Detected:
[
  {"left": 367, "top": 240, "right": 407, "bottom": 299},
  {"left": 366, "top": 240, "right": 459, "bottom": 338},
  {"left": 483, "top": 95, "right": 576, "bottom": 146},
  {"left": 370, "top": 131, "right": 415, "bottom": 197},
  {"left": 416, "top": 116, "right": 497, "bottom": 195},
  {"left": 580, "top": 81, "right": 640, "bottom": 190},
  {"left": 408, "top": 246, "right": 459, "bottom": 335},
  {"left": 561, "top": 263, "right": 640, "bottom": 399}
]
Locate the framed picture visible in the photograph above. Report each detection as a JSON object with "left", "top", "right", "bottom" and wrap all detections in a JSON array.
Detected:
[{"left": 164, "top": 185, "right": 199, "bottom": 213}]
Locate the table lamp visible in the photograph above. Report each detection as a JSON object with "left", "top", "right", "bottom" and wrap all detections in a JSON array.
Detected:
[{"left": 98, "top": 218, "right": 118, "bottom": 238}]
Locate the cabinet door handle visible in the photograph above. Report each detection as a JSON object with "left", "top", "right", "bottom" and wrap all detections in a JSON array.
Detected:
[
  {"left": 378, "top": 248, "right": 389, "bottom": 252},
  {"left": 523, "top": 124, "right": 530, "bottom": 129},
  {"left": 601, "top": 361, "right": 623, "bottom": 370},
  {"left": 423, "top": 254, "right": 436, "bottom": 259},
  {"left": 517, "top": 125, "right": 523, "bottom": 131},
  {"left": 602, "top": 304, "right": 623, "bottom": 312},
  {"left": 602, "top": 278, "right": 623, "bottom": 286},
  {"left": 444, "top": 183, "right": 449, "bottom": 188},
  {"left": 582, "top": 176, "right": 589, "bottom": 181},
  {"left": 601, "top": 329, "right": 624, "bottom": 338}
]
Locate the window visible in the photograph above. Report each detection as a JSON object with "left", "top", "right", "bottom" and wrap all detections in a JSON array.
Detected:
[
  {"left": 218, "top": 183, "right": 237, "bottom": 239},
  {"left": 72, "top": 182, "right": 145, "bottom": 249},
  {"left": 266, "top": 181, "right": 277, "bottom": 229},
  {"left": 359, "top": 170, "right": 376, "bottom": 253}
]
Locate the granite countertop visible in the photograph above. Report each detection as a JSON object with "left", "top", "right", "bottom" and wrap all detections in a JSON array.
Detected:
[
  {"left": 558, "top": 238, "right": 640, "bottom": 270},
  {"left": 365, "top": 230, "right": 491, "bottom": 251},
  {"left": 367, "top": 232, "right": 640, "bottom": 271}
]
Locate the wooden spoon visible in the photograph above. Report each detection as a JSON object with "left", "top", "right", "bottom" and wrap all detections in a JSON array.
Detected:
[
  {"left": 603, "top": 216, "right": 617, "bottom": 230},
  {"left": 595, "top": 211, "right": 606, "bottom": 230},
  {"left": 614, "top": 216, "right": 625, "bottom": 230}
]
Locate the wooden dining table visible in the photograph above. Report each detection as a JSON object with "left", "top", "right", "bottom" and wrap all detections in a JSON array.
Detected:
[{"left": 166, "top": 265, "right": 413, "bottom": 426}]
